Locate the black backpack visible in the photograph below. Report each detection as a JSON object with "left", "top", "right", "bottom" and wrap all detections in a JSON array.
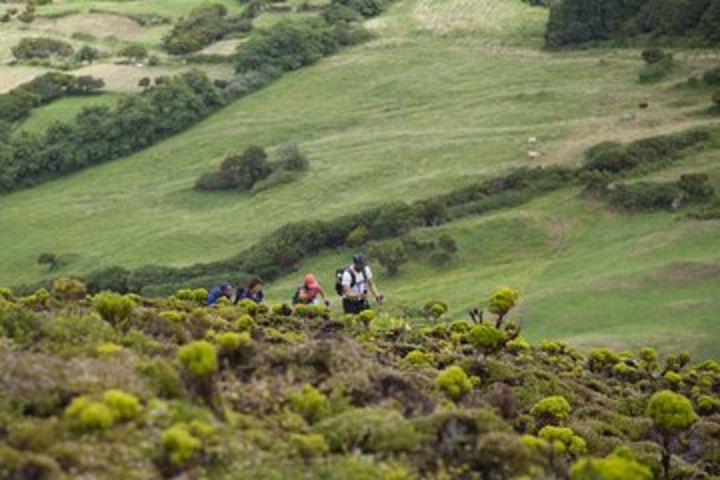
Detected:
[{"left": 334, "top": 266, "right": 367, "bottom": 296}]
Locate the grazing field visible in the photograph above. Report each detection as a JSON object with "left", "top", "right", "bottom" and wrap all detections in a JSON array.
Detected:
[
  {"left": 1, "top": 0, "right": 719, "bottom": 356},
  {"left": 18, "top": 93, "right": 122, "bottom": 134}
]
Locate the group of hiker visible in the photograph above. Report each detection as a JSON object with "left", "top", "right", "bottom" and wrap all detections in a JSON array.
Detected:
[{"left": 206, "top": 253, "right": 384, "bottom": 314}]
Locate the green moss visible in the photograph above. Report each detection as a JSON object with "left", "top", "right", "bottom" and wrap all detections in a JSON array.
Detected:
[
  {"left": 663, "top": 371, "right": 683, "bottom": 390},
  {"left": 235, "top": 314, "right": 255, "bottom": 331},
  {"left": 437, "top": 365, "right": 477, "bottom": 400},
  {"left": 76, "top": 401, "right": 115, "bottom": 432},
  {"left": 289, "top": 384, "right": 329, "bottom": 424},
  {"left": 102, "top": 390, "right": 141, "bottom": 421},
  {"left": 177, "top": 340, "right": 218, "bottom": 377},
  {"left": 161, "top": 424, "right": 201, "bottom": 466},
  {"left": 531, "top": 395, "right": 571, "bottom": 426},
  {"left": 697, "top": 395, "right": 720, "bottom": 415},
  {"left": 646, "top": 390, "right": 698, "bottom": 434}
]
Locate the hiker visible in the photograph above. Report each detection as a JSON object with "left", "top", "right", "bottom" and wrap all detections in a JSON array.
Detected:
[
  {"left": 338, "top": 253, "right": 384, "bottom": 314},
  {"left": 234, "top": 277, "right": 264, "bottom": 304},
  {"left": 292, "top": 273, "right": 329, "bottom": 306},
  {"left": 207, "top": 283, "right": 233, "bottom": 306}
]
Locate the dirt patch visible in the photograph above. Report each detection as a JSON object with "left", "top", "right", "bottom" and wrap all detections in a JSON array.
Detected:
[
  {"left": 653, "top": 261, "right": 720, "bottom": 283},
  {"left": 0, "top": 65, "right": 48, "bottom": 93},
  {"left": 200, "top": 38, "right": 243, "bottom": 56},
  {"left": 33, "top": 13, "right": 145, "bottom": 40}
]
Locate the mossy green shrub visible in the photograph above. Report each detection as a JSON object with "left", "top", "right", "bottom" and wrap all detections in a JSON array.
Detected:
[
  {"left": 52, "top": 277, "right": 87, "bottom": 301},
  {"left": 314, "top": 408, "right": 421, "bottom": 454},
  {"left": 97, "top": 341, "right": 122, "bottom": 356},
  {"left": 140, "top": 358, "right": 184, "bottom": 398},
  {"left": 358, "top": 309, "right": 376, "bottom": 327},
  {"left": 506, "top": 336, "right": 531, "bottom": 355},
  {"left": 47, "top": 314, "right": 117, "bottom": 350},
  {"left": 487, "top": 286, "right": 519, "bottom": 326},
  {"left": 589, "top": 348, "right": 620, "bottom": 373},
  {"left": 423, "top": 301, "right": 448, "bottom": 320},
  {"left": 161, "top": 424, "right": 201, "bottom": 466},
  {"left": 538, "top": 426, "right": 586, "bottom": 456},
  {"left": 192, "top": 288, "right": 208, "bottom": 304},
  {"left": 19, "top": 288, "right": 50, "bottom": 310},
  {"left": 216, "top": 331, "right": 251, "bottom": 352},
  {"left": 570, "top": 454, "right": 652, "bottom": 479},
  {"left": 531, "top": 396, "right": 571, "bottom": 426},
  {"left": 237, "top": 299, "right": 259, "bottom": 316},
  {"left": 437, "top": 365, "right": 477, "bottom": 400},
  {"left": 159, "top": 310, "right": 184, "bottom": 323},
  {"left": 174, "top": 289, "right": 195, "bottom": 302},
  {"left": 403, "top": 349, "right": 434, "bottom": 367},
  {"left": 65, "top": 397, "right": 115, "bottom": 432},
  {"left": 93, "top": 291, "right": 135, "bottom": 324},
  {"left": 290, "top": 433, "right": 330, "bottom": 460},
  {"left": 613, "top": 362, "right": 642, "bottom": 383},
  {"left": 639, "top": 347, "right": 658, "bottom": 376},
  {"left": 539, "top": 340, "right": 566, "bottom": 355},
  {"left": 0, "top": 287, "right": 14, "bottom": 302},
  {"left": 646, "top": 390, "right": 698, "bottom": 479},
  {"left": 235, "top": 314, "right": 255, "bottom": 331},
  {"left": 290, "top": 384, "right": 329, "bottom": 424},
  {"left": 0, "top": 300, "right": 47, "bottom": 345},
  {"left": 467, "top": 324, "right": 508, "bottom": 355},
  {"left": 177, "top": 340, "right": 218, "bottom": 377},
  {"left": 663, "top": 371, "right": 683, "bottom": 390},
  {"left": 697, "top": 395, "right": 720, "bottom": 415},
  {"left": 102, "top": 390, "right": 141, "bottom": 421}
]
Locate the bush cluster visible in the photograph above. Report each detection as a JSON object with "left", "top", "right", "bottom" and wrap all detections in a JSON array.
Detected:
[
  {"left": 12, "top": 37, "right": 73, "bottom": 60},
  {"left": 545, "top": 0, "right": 720, "bottom": 48},
  {"left": 162, "top": 4, "right": 251, "bottom": 55},
  {"left": 0, "top": 72, "right": 104, "bottom": 123},
  {"left": 0, "top": 71, "right": 226, "bottom": 192}
]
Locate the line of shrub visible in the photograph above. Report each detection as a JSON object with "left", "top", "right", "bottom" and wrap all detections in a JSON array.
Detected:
[
  {"left": 603, "top": 173, "right": 715, "bottom": 212},
  {"left": 161, "top": 4, "right": 252, "bottom": 55},
  {"left": 0, "top": 72, "right": 105, "bottom": 123},
  {"left": 0, "top": 70, "right": 226, "bottom": 192}
]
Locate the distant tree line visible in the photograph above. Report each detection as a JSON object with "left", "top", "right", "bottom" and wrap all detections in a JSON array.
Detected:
[
  {"left": 545, "top": 0, "right": 720, "bottom": 48},
  {"left": 0, "top": 72, "right": 105, "bottom": 123},
  {"left": 0, "top": 71, "right": 226, "bottom": 192}
]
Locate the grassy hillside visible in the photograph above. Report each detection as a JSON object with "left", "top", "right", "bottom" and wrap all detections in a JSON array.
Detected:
[
  {"left": 1, "top": 286, "right": 718, "bottom": 479},
  {"left": 1, "top": 0, "right": 719, "bottom": 355}
]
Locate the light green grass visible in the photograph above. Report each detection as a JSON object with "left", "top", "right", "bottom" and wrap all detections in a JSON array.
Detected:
[
  {"left": 267, "top": 189, "right": 720, "bottom": 358},
  {"left": 18, "top": 93, "right": 122, "bottom": 134},
  {"left": 36, "top": 0, "right": 244, "bottom": 20},
  {"left": 0, "top": 0, "right": 718, "bottom": 356}
]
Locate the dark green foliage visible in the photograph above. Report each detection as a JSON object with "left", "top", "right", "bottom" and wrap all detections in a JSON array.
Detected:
[
  {"left": 75, "top": 45, "right": 99, "bottom": 63},
  {"left": 545, "top": 0, "right": 720, "bottom": 48},
  {"left": 12, "top": 37, "right": 74, "bottom": 59},
  {"left": 606, "top": 182, "right": 683, "bottom": 211},
  {"left": 0, "top": 72, "right": 105, "bottom": 123},
  {"left": 0, "top": 70, "right": 225, "bottom": 192},
  {"left": 678, "top": 173, "right": 714, "bottom": 200},
  {"left": 86, "top": 267, "right": 131, "bottom": 294},
  {"left": 118, "top": 44, "right": 148, "bottom": 62},
  {"left": 641, "top": 48, "right": 667, "bottom": 65},
  {"left": 162, "top": 4, "right": 247, "bottom": 55},
  {"left": 219, "top": 145, "right": 271, "bottom": 190},
  {"left": 638, "top": 57, "right": 674, "bottom": 83},
  {"left": 701, "top": 66, "right": 720, "bottom": 85},
  {"left": 368, "top": 240, "right": 407, "bottom": 275}
]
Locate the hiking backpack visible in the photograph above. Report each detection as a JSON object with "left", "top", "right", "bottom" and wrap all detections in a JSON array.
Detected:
[{"left": 334, "top": 266, "right": 367, "bottom": 296}]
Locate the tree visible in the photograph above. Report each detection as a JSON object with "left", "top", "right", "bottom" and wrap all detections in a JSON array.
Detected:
[
  {"left": 119, "top": 44, "right": 148, "bottom": 62},
  {"left": 275, "top": 142, "right": 309, "bottom": 171},
  {"left": 220, "top": 145, "right": 272, "bottom": 190},
  {"left": 646, "top": 390, "right": 698, "bottom": 479},
  {"left": 488, "top": 287, "right": 520, "bottom": 328},
  {"left": 75, "top": 45, "right": 99, "bottom": 63}
]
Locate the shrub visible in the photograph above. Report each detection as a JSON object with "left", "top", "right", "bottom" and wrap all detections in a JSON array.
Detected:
[
  {"left": 314, "top": 408, "right": 421, "bottom": 453},
  {"left": 0, "top": 288, "right": 14, "bottom": 302},
  {"left": 506, "top": 336, "right": 531, "bottom": 354},
  {"left": 161, "top": 424, "right": 201, "bottom": 465},
  {"left": 177, "top": 340, "right": 218, "bottom": 377},
  {"left": 570, "top": 454, "right": 652, "bottom": 480},
  {"left": 538, "top": 426, "right": 586, "bottom": 455},
  {"left": 65, "top": 397, "right": 115, "bottom": 432},
  {"left": 118, "top": 44, "right": 148, "bottom": 62},
  {"left": 290, "top": 384, "right": 329, "bottom": 424},
  {"left": 467, "top": 324, "right": 508, "bottom": 355},
  {"left": 93, "top": 291, "right": 136, "bottom": 324},
  {"left": 703, "top": 66, "right": 720, "bottom": 85},
  {"left": 404, "top": 350, "right": 434, "bottom": 367},
  {"left": 290, "top": 433, "right": 330, "bottom": 460},
  {"left": 75, "top": 45, "right": 98, "bottom": 63},
  {"left": 52, "top": 277, "right": 87, "bottom": 300},
  {"left": 531, "top": 396, "right": 571, "bottom": 426},
  {"left": 102, "top": 390, "right": 141, "bottom": 421},
  {"left": 678, "top": 173, "right": 714, "bottom": 200},
  {"left": 368, "top": 240, "right": 407, "bottom": 275},
  {"left": 607, "top": 182, "right": 682, "bottom": 211},
  {"left": 217, "top": 145, "right": 272, "bottom": 190},
  {"left": 12, "top": 37, "right": 74, "bottom": 59},
  {"left": 589, "top": 348, "right": 620, "bottom": 373},
  {"left": 663, "top": 371, "right": 683, "bottom": 390},
  {"left": 275, "top": 142, "right": 309, "bottom": 172},
  {"left": 437, "top": 366, "right": 476, "bottom": 400},
  {"left": 697, "top": 395, "right": 720, "bottom": 415},
  {"left": 641, "top": 48, "right": 667, "bottom": 65},
  {"left": 346, "top": 225, "right": 370, "bottom": 248},
  {"left": 647, "top": 390, "right": 697, "bottom": 434},
  {"left": 162, "top": 3, "right": 233, "bottom": 55},
  {"left": 86, "top": 267, "right": 130, "bottom": 294},
  {"left": 216, "top": 331, "right": 251, "bottom": 351}
]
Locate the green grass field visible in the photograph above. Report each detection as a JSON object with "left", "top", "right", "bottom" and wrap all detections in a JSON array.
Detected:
[{"left": 1, "top": 0, "right": 719, "bottom": 356}]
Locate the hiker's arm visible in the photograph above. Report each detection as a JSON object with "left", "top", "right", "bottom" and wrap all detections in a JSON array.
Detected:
[{"left": 368, "top": 279, "right": 382, "bottom": 301}]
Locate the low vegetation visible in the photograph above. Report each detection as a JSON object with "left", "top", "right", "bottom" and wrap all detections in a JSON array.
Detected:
[{"left": 0, "top": 281, "right": 717, "bottom": 478}]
